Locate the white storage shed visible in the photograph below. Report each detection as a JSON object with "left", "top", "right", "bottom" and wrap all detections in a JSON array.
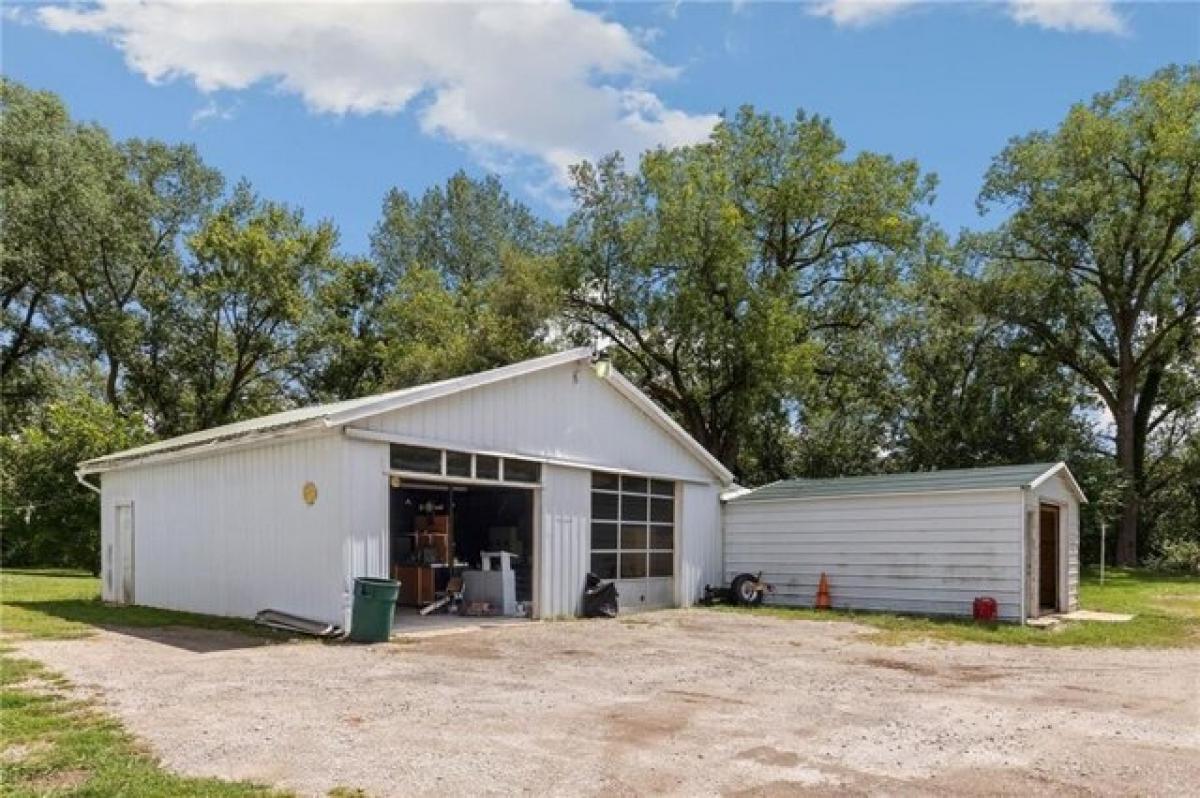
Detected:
[
  {"left": 78, "top": 348, "right": 733, "bottom": 627},
  {"left": 723, "top": 463, "right": 1085, "bottom": 622}
]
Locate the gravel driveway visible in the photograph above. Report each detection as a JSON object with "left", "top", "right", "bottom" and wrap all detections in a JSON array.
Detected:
[{"left": 17, "top": 610, "right": 1200, "bottom": 797}]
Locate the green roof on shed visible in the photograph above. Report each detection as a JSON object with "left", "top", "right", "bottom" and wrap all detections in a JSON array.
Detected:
[{"left": 729, "top": 462, "right": 1083, "bottom": 503}]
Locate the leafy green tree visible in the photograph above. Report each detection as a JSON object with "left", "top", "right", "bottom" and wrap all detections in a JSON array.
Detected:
[
  {"left": 372, "top": 171, "right": 553, "bottom": 285},
  {"left": 294, "top": 256, "right": 391, "bottom": 402},
  {"left": 892, "top": 238, "right": 1098, "bottom": 471},
  {"left": 561, "top": 107, "right": 933, "bottom": 476},
  {"left": 371, "top": 247, "right": 562, "bottom": 388},
  {"left": 1143, "top": 426, "right": 1200, "bottom": 571},
  {"left": 0, "top": 396, "right": 147, "bottom": 572},
  {"left": 0, "top": 78, "right": 221, "bottom": 427},
  {"left": 129, "top": 184, "right": 338, "bottom": 432},
  {"left": 978, "top": 65, "right": 1200, "bottom": 564},
  {"left": 1, "top": 80, "right": 75, "bottom": 429},
  {"left": 339, "top": 172, "right": 564, "bottom": 392}
]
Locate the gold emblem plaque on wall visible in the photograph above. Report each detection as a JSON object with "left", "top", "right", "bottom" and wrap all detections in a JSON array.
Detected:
[{"left": 302, "top": 481, "right": 318, "bottom": 505}]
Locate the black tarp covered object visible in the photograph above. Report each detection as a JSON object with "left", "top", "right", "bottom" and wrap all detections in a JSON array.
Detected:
[{"left": 581, "top": 572, "right": 619, "bottom": 618}]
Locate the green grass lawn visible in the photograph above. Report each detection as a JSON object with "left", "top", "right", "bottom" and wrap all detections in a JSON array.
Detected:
[
  {"left": 0, "top": 569, "right": 296, "bottom": 797},
  {"left": 722, "top": 568, "right": 1200, "bottom": 648},
  {"left": 1, "top": 568, "right": 287, "bottom": 641},
  {"left": 0, "top": 651, "right": 285, "bottom": 797}
]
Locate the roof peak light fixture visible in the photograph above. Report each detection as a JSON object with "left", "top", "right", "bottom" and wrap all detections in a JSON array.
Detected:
[{"left": 592, "top": 348, "right": 613, "bottom": 380}]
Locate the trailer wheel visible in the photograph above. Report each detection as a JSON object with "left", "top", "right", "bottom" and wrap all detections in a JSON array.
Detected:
[{"left": 731, "top": 573, "right": 763, "bottom": 606}]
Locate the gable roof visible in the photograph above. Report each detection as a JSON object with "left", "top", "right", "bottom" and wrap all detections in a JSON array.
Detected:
[
  {"left": 77, "top": 348, "right": 734, "bottom": 484},
  {"left": 728, "top": 462, "right": 1086, "bottom": 504}
]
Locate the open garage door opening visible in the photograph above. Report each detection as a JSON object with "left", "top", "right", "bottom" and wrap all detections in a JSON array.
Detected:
[{"left": 389, "top": 479, "right": 534, "bottom": 618}]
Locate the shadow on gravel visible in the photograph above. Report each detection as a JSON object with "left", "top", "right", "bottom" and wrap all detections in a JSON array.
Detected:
[
  {"left": 8, "top": 598, "right": 298, "bottom": 652},
  {"left": 93, "top": 623, "right": 282, "bottom": 653}
]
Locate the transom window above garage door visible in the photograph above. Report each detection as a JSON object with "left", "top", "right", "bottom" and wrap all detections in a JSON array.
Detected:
[
  {"left": 590, "top": 472, "right": 674, "bottom": 579},
  {"left": 389, "top": 444, "right": 540, "bottom": 484}
]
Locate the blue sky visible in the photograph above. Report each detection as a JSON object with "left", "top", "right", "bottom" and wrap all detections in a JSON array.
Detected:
[{"left": 4, "top": 1, "right": 1197, "bottom": 256}]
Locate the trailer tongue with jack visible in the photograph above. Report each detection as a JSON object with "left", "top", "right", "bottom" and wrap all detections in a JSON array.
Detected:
[{"left": 701, "top": 572, "right": 774, "bottom": 606}]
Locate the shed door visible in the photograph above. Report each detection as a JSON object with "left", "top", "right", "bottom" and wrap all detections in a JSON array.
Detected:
[
  {"left": 1039, "top": 505, "right": 1058, "bottom": 611},
  {"left": 115, "top": 503, "right": 134, "bottom": 605}
]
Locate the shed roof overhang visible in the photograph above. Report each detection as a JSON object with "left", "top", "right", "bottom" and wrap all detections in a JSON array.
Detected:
[{"left": 728, "top": 462, "right": 1087, "bottom": 504}]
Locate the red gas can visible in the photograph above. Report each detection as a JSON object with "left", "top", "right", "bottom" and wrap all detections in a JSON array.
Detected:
[{"left": 973, "top": 596, "right": 998, "bottom": 622}]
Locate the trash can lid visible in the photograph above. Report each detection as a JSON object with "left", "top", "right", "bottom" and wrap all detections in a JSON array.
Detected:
[{"left": 354, "top": 577, "right": 399, "bottom": 587}]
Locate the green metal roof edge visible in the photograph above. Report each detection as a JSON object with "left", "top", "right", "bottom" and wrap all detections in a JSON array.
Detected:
[{"left": 728, "top": 462, "right": 1074, "bottom": 503}]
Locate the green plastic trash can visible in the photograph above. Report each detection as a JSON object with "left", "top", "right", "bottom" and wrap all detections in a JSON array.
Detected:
[{"left": 349, "top": 577, "right": 400, "bottom": 643}]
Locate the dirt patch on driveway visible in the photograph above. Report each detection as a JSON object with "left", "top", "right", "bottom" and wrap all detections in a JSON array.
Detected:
[
  {"left": 17, "top": 610, "right": 1200, "bottom": 797},
  {"left": 736, "top": 746, "right": 803, "bottom": 768}
]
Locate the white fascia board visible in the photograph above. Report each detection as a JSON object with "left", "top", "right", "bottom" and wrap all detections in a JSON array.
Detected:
[
  {"left": 384, "top": 468, "right": 546, "bottom": 491},
  {"left": 1028, "top": 462, "right": 1089, "bottom": 503},
  {"left": 725, "top": 479, "right": 785, "bottom": 501},
  {"left": 345, "top": 427, "right": 719, "bottom": 485},
  {"left": 720, "top": 485, "right": 754, "bottom": 501},
  {"left": 604, "top": 370, "right": 735, "bottom": 485},
  {"left": 76, "top": 423, "right": 333, "bottom": 475},
  {"left": 326, "top": 347, "right": 594, "bottom": 428}
]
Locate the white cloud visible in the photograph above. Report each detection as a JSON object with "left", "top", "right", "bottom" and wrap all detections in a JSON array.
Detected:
[
  {"left": 1008, "top": 0, "right": 1127, "bottom": 35},
  {"left": 190, "top": 98, "right": 238, "bottom": 127},
  {"left": 807, "top": 0, "right": 919, "bottom": 27},
  {"left": 808, "top": 0, "right": 1127, "bottom": 34},
  {"left": 2, "top": 5, "right": 31, "bottom": 24},
  {"left": 37, "top": 0, "right": 717, "bottom": 187},
  {"left": 633, "top": 25, "right": 665, "bottom": 45}
]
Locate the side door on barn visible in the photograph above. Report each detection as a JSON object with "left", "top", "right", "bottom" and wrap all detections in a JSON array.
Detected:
[{"left": 109, "top": 500, "right": 134, "bottom": 604}]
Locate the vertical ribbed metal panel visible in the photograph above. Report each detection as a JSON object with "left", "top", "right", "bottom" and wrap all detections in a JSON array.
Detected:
[
  {"left": 341, "top": 438, "right": 390, "bottom": 627},
  {"left": 99, "top": 433, "right": 349, "bottom": 624},
  {"left": 536, "top": 464, "right": 590, "bottom": 618},
  {"left": 355, "top": 362, "right": 714, "bottom": 482},
  {"left": 677, "top": 482, "right": 723, "bottom": 606}
]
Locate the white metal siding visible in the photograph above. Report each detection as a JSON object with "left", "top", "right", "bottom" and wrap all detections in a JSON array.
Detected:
[
  {"left": 98, "top": 433, "right": 350, "bottom": 624},
  {"left": 724, "top": 490, "right": 1025, "bottom": 620},
  {"left": 678, "top": 482, "right": 723, "bottom": 607},
  {"left": 99, "top": 470, "right": 133, "bottom": 603},
  {"left": 536, "top": 464, "right": 590, "bottom": 618},
  {"left": 352, "top": 363, "right": 715, "bottom": 483},
  {"left": 342, "top": 438, "right": 390, "bottom": 627},
  {"left": 92, "top": 361, "right": 729, "bottom": 625}
]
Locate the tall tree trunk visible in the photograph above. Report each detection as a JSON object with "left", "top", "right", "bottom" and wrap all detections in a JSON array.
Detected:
[
  {"left": 0, "top": 288, "right": 44, "bottom": 379},
  {"left": 1114, "top": 392, "right": 1139, "bottom": 566},
  {"left": 104, "top": 350, "right": 121, "bottom": 411},
  {"left": 1117, "top": 494, "right": 1140, "bottom": 566}
]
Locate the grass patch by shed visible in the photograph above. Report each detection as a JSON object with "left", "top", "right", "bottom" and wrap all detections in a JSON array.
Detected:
[{"left": 721, "top": 568, "right": 1200, "bottom": 648}]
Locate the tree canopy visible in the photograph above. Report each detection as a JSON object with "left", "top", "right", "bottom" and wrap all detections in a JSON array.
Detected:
[
  {"left": 1, "top": 69, "right": 1196, "bottom": 571},
  {"left": 561, "top": 107, "right": 933, "bottom": 475},
  {"left": 977, "top": 64, "right": 1199, "bottom": 563}
]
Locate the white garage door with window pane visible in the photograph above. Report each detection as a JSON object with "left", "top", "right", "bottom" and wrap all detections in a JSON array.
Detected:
[{"left": 591, "top": 472, "right": 675, "bottom": 610}]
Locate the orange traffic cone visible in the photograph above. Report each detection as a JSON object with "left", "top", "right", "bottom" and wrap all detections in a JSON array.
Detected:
[{"left": 815, "top": 572, "right": 831, "bottom": 610}]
